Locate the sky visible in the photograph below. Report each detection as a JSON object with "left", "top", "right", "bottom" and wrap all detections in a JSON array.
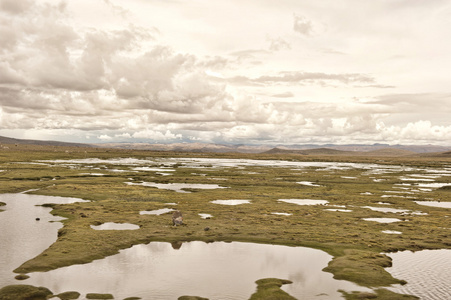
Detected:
[{"left": 0, "top": 0, "right": 450, "bottom": 145}]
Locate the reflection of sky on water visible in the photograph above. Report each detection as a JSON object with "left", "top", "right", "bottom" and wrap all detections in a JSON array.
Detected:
[
  {"left": 26, "top": 241, "right": 370, "bottom": 300},
  {"left": 386, "top": 250, "right": 451, "bottom": 300},
  {"left": 90, "top": 222, "right": 139, "bottom": 230},
  {"left": 140, "top": 208, "right": 174, "bottom": 215},
  {"left": 415, "top": 201, "right": 451, "bottom": 209},
  {"left": 0, "top": 193, "right": 88, "bottom": 287},
  {"left": 279, "top": 199, "right": 329, "bottom": 206},
  {"left": 363, "top": 218, "right": 403, "bottom": 223},
  {"left": 126, "top": 181, "right": 227, "bottom": 193}
]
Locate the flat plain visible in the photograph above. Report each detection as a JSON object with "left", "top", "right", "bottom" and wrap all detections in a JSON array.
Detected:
[{"left": 0, "top": 144, "right": 450, "bottom": 299}]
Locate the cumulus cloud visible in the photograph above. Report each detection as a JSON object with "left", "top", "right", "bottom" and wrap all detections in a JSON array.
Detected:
[
  {"left": 224, "top": 71, "right": 376, "bottom": 87},
  {"left": 293, "top": 14, "right": 314, "bottom": 35},
  {"left": 0, "top": 0, "right": 449, "bottom": 146}
]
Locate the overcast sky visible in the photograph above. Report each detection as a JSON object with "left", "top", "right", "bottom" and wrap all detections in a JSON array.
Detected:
[{"left": 1, "top": 0, "right": 450, "bottom": 145}]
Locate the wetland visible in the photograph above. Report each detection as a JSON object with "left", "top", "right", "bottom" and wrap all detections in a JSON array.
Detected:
[{"left": 0, "top": 144, "right": 450, "bottom": 299}]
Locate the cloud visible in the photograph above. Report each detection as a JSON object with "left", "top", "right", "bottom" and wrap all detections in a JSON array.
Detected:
[
  {"left": 293, "top": 14, "right": 314, "bottom": 35},
  {"left": 271, "top": 92, "right": 294, "bottom": 98},
  {"left": 98, "top": 134, "right": 113, "bottom": 141},
  {"left": 225, "top": 71, "right": 376, "bottom": 87},
  {"left": 267, "top": 36, "right": 291, "bottom": 51},
  {"left": 0, "top": 0, "right": 450, "bottom": 146},
  {"left": 132, "top": 129, "right": 182, "bottom": 140}
]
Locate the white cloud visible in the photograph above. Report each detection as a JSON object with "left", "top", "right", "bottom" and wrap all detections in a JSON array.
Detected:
[
  {"left": 98, "top": 134, "right": 113, "bottom": 141},
  {"left": 293, "top": 14, "right": 314, "bottom": 36},
  {"left": 0, "top": 0, "right": 450, "bottom": 146},
  {"left": 132, "top": 130, "right": 182, "bottom": 141}
]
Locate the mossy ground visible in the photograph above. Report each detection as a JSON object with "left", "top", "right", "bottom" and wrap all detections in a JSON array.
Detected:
[{"left": 1, "top": 144, "right": 450, "bottom": 300}]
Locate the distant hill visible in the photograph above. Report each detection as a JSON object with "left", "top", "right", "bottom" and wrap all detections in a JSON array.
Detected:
[
  {"left": 0, "top": 135, "right": 92, "bottom": 148},
  {"left": 1, "top": 135, "right": 450, "bottom": 155},
  {"left": 264, "top": 147, "right": 354, "bottom": 155},
  {"left": 263, "top": 147, "right": 418, "bottom": 157}
]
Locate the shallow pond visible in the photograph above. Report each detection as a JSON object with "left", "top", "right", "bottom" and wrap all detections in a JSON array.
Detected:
[
  {"left": 415, "top": 201, "right": 451, "bottom": 209},
  {"left": 25, "top": 241, "right": 370, "bottom": 300},
  {"left": 362, "top": 218, "right": 403, "bottom": 223},
  {"left": 90, "top": 222, "right": 140, "bottom": 230},
  {"left": 279, "top": 199, "right": 329, "bottom": 206},
  {"left": 386, "top": 249, "right": 451, "bottom": 300},
  {"left": 362, "top": 206, "right": 410, "bottom": 214},
  {"left": 126, "top": 181, "right": 228, "bottom": 193},
  {"left": 211, "top": 199, "right": 251, "bottom": 205},
  {"left": 140, "top": 208, "right": 175, "bottom": 215},
  {"left": 0, "top": 193, "right": 88, "bottom": 287},
  {"left": 0, "top": 192, "right": 372, "bottom": 299}
]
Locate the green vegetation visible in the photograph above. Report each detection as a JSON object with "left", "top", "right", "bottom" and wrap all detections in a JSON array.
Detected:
[
  {"left": 249, "top": 278, "right": 296, "bottom": 300},
  {"left": 55, "top": 291, "right": 81, "bottom": 300},
  {"left": 1, "top": 144, "right": 450, "bottom": 300},
  {"left": 0, "top": 284, "right": 52, "bottom": 300}
]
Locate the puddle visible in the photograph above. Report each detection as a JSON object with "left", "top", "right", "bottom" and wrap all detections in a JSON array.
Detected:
[
  {"left": 414, "top": 201, "right": 451, "bottom": 209},
  {"left": 363, "top": 206, "right": 409, "bottom": 214},
  {"left": 0, "top": 193, "right": 88, "bottom": 287},
  {"left": 362, "top": 218, "right": 403, "bottom": 223},
  {"left": 297, "top": 181, "right": 321, "bottom": 187},
  {"left": 90, "top": 223, "right": 140, "bottom": 230},
  {"left": 278, "top": 199, "right": 329, "bottom": 206},
  {"left": 325, "top": 209, "right": 352, "bottom": 212},
  {"left": 79, "top": 173, "right": 106, "bottom": 176},
  {"left": 386, "top": 249, "right": 451, "bottom": 300},
  {"left": 126, "top": 182, "right": 227, "bottom": 193},
  {"left": 271, "top": 212, "right": 292, "bottom": 216},
  {"left": 25, "top": 241, "right": 370, "bottom": 300},
  {"left": 199, "top": 213, "right": 213, "bottom": 219},
  {"left": 400, "top": 177, "right": 435, "bottom": 182},
  {"left": 211, "top": 200, "right": 251, "bottom": 205},
  {"left": 415, "top": 182, "right": 451, "bottom": 188},
  {"left": 140, "top": 208, "right": 175, "bottom": 215},
  {"left": 133, "top": 167, "right": 175, "bottom": 172},
  {"left": 382, "top": 230, "right": 402, "bottom": 234}
]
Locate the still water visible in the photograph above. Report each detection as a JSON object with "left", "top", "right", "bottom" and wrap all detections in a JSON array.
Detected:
[
  {"left": 26, "top": 241, "right": 369, "bottom": 300},
  {"left": 386, "top": 250, "right": 451, "bottom": 300},
  {"left": 0, "top": 193, "right": 369, "bottom": 299},
  {"left": 0, "top": 193, "right": 88, "bottom": 287}
]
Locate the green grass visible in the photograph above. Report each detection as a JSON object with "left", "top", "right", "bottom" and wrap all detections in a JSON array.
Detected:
[
  {"left": 1, "top": 144, "right": 450, "bottom": 300},
  {"left": 249, "top": 278, "right": 296, "bottom": 300}
]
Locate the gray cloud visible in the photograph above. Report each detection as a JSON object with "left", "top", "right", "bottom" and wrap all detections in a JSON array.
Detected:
[
  {"left": 1, "top": 0, "right": 450, "bottom": 146},
  {"left": 225, "top": 71, "right": 375, "bottom": 87},
  {"left": 293, "top": 14, "right": 314, "bottom": 35}
]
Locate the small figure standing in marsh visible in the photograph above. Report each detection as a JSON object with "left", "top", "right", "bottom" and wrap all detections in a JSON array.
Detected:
[{"left": 172, "top": 210, "right": 183, "bottom": 226}]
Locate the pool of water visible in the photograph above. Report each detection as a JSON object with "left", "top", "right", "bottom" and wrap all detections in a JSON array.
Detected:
[
  {"left": 415, "top": 201, "right": 451, "bottom": 209},
  {"left": 126, "top": 181, "right": 228, "bottom": 193},
  {"left": 386, "top": 250, "right": 451, "bottom": 300},
  {"left": 0, "top": 193, "right": 88, "bottom": 287},
  {"left": 297, "top": 181, "right": 321, "bottom": 187},
  {"left": 362, "top": 206, "right": 409, "bottom": 214},
  {"left": 362, "top": 218, "right": 403, "bottom": 223},
  {"left": 25, "top": 241, "right": 370, "bottom": 300},
  {"left": 279, "top": 199, "right": 329, "bottom": 206},
  {"left": 90, "top": 222, "right": 140, "bottom": 230},
  {"left": 211, "top": 200, "right": 251, "bottom": 205},
  {"left": 140, "top": 208, "right": 175, "bottom": 215}
]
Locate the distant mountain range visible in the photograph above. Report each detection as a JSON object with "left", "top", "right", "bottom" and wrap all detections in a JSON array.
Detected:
[
  {"left": 98, "top": 141, "right": 451, "bottom": 155},
  {"left": 1, "top": 135, "right": 451, "bottom": 155},
  {"left": 0, "top": 135, "right": 92, "bottom": 148}
]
